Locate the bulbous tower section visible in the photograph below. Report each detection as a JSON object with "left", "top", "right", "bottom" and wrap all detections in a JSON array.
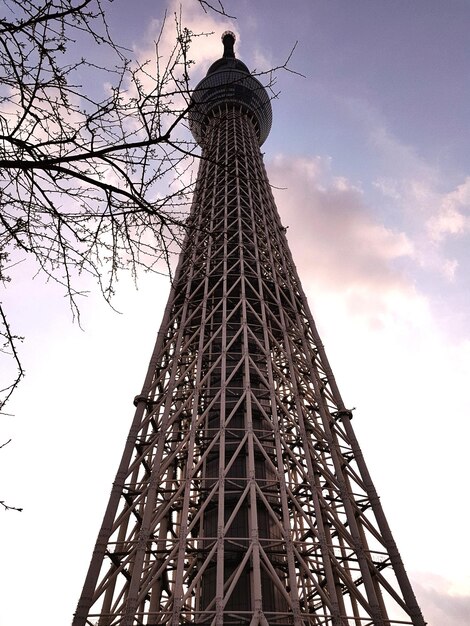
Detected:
[{"left": 189, "top": 31, "right": 272, "bottom": 146}]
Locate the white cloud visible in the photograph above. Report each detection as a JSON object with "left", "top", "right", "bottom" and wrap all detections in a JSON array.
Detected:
[
  {"left": 426, "top": 177, "right": 470, "bottom": 242},
  {"left": 413, "top": 573, "right": 470, "bottom": 626},
  {"left": 268, "top": 153, "right": 415, "bottom": 315},
  {"left": 335, "top": 95, "right": 470, "bottom": 285},
  {"left": 367, "top": 127, "right": 470, "bottom": 281},
  {"left": 382, "top": 173, "right": 470, "bottom": 281}
]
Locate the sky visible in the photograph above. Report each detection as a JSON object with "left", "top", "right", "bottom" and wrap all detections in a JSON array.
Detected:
[{"left": 1, "top": 1, "right": 470, "bottom": 624}]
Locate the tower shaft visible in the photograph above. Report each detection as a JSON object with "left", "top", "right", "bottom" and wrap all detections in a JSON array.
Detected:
[{"left": 74, "top": 33, "right": 425, "bottom": 626}]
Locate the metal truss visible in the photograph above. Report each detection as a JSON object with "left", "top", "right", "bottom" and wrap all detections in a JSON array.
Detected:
[{"left": 74, "top": 107, "right": 425, "bottom": 625}]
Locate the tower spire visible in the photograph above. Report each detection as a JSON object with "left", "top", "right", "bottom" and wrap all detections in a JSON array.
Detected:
[
  {"left": 222, "top": 30, "right": 236, "bottom": 58},
  {"left": 74, "top": 33, "right": 426, "bottom": 626}
]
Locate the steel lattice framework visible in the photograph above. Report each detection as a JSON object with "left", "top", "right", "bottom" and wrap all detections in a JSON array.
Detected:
[{"left": 74, "top": 33, "right": 426, "bottom": 626}]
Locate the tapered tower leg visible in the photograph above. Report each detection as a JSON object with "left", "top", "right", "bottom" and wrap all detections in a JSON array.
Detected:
[{"left": 74, "top": 32, "right": 425, "bottom": 626}]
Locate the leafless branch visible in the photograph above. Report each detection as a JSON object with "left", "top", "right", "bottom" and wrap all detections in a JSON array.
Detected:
[
  {"left": 0, "top": 302, "right": 24, "bottom": 411},
  {"left": 197, "top": 0, "right": 235, "bottom": 19},
  {"left": 0, "top": 1, "right": 204, "bottom": 408},
  {"left": 0, "top": 440, "right": 23, "bottom": 510},
  {"left": 0, "top": 500, "right": 23, "bottom": 512},
  {"left": 0, "top": 1, "right": 298, "bottom": 413}
]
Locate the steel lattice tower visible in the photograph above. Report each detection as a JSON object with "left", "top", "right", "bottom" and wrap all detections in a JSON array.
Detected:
[{"left": 74, "top": 33, "right": 426, "bottom": 626}]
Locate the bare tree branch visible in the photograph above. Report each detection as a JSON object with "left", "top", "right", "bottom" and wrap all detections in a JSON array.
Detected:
[
  {"left": 0, "top": 0, "right": 298, "bottom": 413},
  {"left": 0, "top": 440, "right": 23, "bottom": 511},
  {"left": 0, "top": 0, "right": 205, "bottom": 408},
  {"left": 0, "top": 500, "right": 23, "bottom": 512},
  {"left": 197, "top": 0, "right": 235, "bottom": 19},
  {"left": 0, "top": 302, "right": 24, "bottom": 411}
]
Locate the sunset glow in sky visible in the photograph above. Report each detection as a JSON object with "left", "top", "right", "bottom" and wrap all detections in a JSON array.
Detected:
[{"left": 1, "top": 2, "right": 470, "bottom": 625}]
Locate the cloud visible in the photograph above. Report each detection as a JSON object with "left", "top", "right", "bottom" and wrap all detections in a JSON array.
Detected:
[
  {"left": 132, "top": 0, "right": 237, "bottom": 85},
  {"left": 426, "top": 177, "right": 470, "bottom": 242},
  {"left": 413, "top": 573, "right": 470, "bottom": 626},
  {"left": 338, "top": 96, "right": 470, "bottom": 283},
  {"left": 268, "top": 154, "right": 415, "bottom": 321},
  {"left": 376, "top": 164, "right": 470, "bottom": 281},
  {"left": 369, "top": 121, "right": 435, "bottom": 185}
]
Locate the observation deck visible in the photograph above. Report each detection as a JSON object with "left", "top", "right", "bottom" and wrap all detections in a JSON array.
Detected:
[{"left": 189, "top": 31, "right": 272, "bottom": 146}]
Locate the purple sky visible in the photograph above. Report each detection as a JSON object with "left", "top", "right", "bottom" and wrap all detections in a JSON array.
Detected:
[{"left": 1, "top": 2, "right": 469, "bottom": 624}]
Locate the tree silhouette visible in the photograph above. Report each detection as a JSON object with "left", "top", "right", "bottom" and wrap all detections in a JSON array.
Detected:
[
  {"left": 0, "top": 0, "right": 295, "bottom": 414},
  {"left": 0, "top": 0, "right": 211, "bottom": 409}
]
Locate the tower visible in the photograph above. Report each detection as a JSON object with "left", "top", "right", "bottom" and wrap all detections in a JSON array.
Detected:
[{"left": 74, "top": 32, "right": 425, "bottom": 625}]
